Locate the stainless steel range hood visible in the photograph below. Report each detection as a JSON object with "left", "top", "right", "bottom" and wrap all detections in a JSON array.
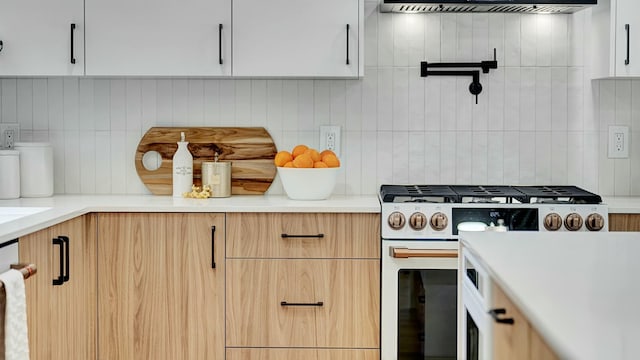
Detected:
[{"left": 380, "top": 0, "right": 597, "bottom": 13}]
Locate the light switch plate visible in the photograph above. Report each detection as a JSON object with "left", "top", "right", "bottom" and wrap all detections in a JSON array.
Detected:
[
  {"left": 608, "top": 125, "right": 629, "bottom": 158},
  {"left": 320, "top": 125, "right": 341, "bottom": 157}
]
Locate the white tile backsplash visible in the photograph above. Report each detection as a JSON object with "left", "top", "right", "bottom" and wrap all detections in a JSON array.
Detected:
[{"left": 0, "top": 6, "right": 636, "bottom": 196}]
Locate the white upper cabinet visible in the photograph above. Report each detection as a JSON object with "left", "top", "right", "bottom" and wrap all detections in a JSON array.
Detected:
[
  {"left": 0, "top": 0, "right": 84, "bottom": 76},
  {"left": 85, "top": 0, "right": 231, "bottom": 76},
  {"left": 591, "top": 0, "right": 640, "bottom": 78},
  {"left": 232, "top": 0, "right": 362, "bottom": 77}
]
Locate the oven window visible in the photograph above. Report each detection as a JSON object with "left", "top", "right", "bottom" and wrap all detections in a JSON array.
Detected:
[
  {"left": 466, "top": 312, "right": 479, "bottom": 360},
  {"left": 397, "top": 269, "right": 457, "bottom": 360}
]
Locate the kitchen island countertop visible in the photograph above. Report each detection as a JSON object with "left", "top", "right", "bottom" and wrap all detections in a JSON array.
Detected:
[
  {"left": 460, "top": 231, "right": 640, "bottom": 360},
  {"left": 0, "top": 194, "right": 380, "bottom": 243}
]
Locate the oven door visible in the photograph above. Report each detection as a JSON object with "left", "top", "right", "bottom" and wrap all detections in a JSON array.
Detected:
[
  {"left": 460, "top": 248, "right": 492, "bottom": 360},
  {"left": 381, "top": 240, "right": 458, "bottom": 360}
]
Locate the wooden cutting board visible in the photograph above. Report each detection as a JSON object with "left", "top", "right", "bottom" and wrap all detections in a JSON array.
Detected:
[{"left": 135, "top": 127, "right": 277, "bottom": 195}]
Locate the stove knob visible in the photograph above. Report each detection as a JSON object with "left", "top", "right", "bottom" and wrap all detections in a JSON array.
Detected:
[
  {"left": 388, "top": 212, "right": 406, "bottom": 230},
  {"left": 585, "top": 213, "right": 605, "bottom": 231},
  {"left": 564, "top": 213, "right": 583, "bottom": 231},
  {"left": 430, "top": 212, "right": 448, "bottom": 231},
  {"left": 543, "top": 213, "right": 563, "bottom": 231},
  {"left": 409, "top": 212, "right": 428, "bottom": 230}
]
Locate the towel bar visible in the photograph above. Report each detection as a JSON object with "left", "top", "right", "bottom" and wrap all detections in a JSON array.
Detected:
[{"left": 0, "top": 264, "right": 37, "bottom": 290}]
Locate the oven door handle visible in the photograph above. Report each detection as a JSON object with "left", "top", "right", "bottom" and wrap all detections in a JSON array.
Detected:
[{"left": 390, "top": 247, "right": 458, "bottom": 258}]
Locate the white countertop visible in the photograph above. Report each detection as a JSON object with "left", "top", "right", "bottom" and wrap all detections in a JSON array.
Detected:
[
  {"left": 0, "top": 194, "right": 380, "bottom": 243},
  {"left": 603, "top": 196, "right": 640, "bottom": 213},
  {"left": 460, "top": 231, "right": 640, "bottom": 360}
]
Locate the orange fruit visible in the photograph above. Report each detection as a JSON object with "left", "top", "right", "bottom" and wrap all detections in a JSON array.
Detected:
[
  {"left": 274, "top": 151, "right": 293, "bottom": 167},
  {"left": 320, "top": 149, "right": 336, "bottom": 158},
  {"left": 283, "top": 161, "right": 294, "bottom": 168},
  {"left": 314, "top": 161, "right": 328, "bottom": 168},
  {"left": 321, "top": 153, "right": 340, "bottom": 168},
  {"left": 304, "top": 148, "right": 322, "bottom": 162},
  {"left": 292, "top": 144, "right": 309, "bottom": 159},
  {"left": 292, "top": 153, "right": 314, "bottom": 168}
]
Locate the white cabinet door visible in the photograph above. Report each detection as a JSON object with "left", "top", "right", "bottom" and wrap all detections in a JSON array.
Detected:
[
  {"left": 232, "top": 0, "right": 360, "bottom": 77},
  {"left": 85, "top": 0, "right": 231, "bottom": 76},
  {"left": 615, "top": 0, "right": 640, "bottom": 76},
  {"left": 0, "top": 0, "right": 84, "bottom": 76}
]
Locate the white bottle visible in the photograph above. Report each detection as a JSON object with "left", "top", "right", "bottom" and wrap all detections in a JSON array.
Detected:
[{"left": 172, "top": 132, "right": 193, "bottom": 197}]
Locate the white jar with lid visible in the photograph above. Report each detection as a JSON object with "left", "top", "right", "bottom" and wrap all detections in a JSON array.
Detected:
[
  {"left": 0, "top": 150, "right": 20, "bottom": 199},
  {"left": 14, "top": 142, "right": 54, "bottom": 197}
]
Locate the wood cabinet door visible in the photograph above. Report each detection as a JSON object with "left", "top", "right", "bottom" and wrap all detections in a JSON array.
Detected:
[
  {"left": 0, "top": 0, "right": 84, "bottom": 75},
  {"left": 615, "top": 0, "right": 640, "bottom": 76},
  {"left": 491, "top": 283, "right": 530, "bottom": 360},
  {"left": 226, "top": 213, "right": 380, "bottom": 259},
  {"left": 232, "top": 0, "right": 360, "bottom": 77},
  {"left": 226, "top": 259, "right": 379, "bottom": 348},
  {"left": 97, "top": 213, "right": 225, "bottom": 360},
  {"left": 19, "top": 215, "right": 96, "bottom": 360},
  {"left": 85, "top": 0, "right": 231, "bottom": 76},
  {"left": 609, "top": 214, "right": 640, "bottom": 231}
]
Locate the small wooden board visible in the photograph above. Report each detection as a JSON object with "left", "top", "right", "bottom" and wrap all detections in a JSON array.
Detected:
[{"left": 135, "top": 127, "right": 277, "bottom": 195}]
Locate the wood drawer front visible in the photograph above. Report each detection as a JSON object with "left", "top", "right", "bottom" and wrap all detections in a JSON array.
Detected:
[
  {"left": 226, "top": 348, "right": 379, "bottom": 360},
  {"left": 226, "top": 259, "right": 380, "bottom": 348},
  {"left": 226, "top": 213, "right": 380, "bottom": 259}
]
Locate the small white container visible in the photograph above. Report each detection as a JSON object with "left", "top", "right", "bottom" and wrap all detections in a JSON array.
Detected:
[
  {"left": 14, "top": 142, "right": 54, "bottom": 197},
  {"left": 0, "top": 150, "right": 20, "bottom": 199}
]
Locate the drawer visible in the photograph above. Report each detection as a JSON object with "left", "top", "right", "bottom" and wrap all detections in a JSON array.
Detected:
[
  {"left": 226, "top": 213, "right": 380, "bottom": 259},
  {"left": 226, "top": 348, "right": 379, "bottom": 360},
  {"left": 226, "top": 259, "right": 380, "bottom": 348}
]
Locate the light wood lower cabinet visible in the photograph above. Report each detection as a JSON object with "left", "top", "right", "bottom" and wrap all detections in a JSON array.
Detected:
[
  {"left": 18, "top": 215, "right": 97, "bottom": 360},
  {"left": 492, "top": 283, "right": 558, "bottom": 360},
  {"left": 226, "top": 259, "right": 380, "bottom": 348},
  {"left": 226, "top": 348, "right": 379, "bottom": 360},
  {"left": 609, "top": 214, "right": 640, "bottom": 231},
  {"left": 225, "top": 212, "right": 381, "bottom": 358},
  {"left": 97, "top": 213, "right": 225, "bottom": 360}
]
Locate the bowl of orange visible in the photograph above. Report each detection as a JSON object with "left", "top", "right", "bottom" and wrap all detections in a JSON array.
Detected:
[{"left": 274, "top": 145, "right": 341, "bottom": 200}]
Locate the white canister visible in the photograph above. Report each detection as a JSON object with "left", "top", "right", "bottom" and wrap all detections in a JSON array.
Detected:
[
  {"left": 14, "top": 142, "right": 54, "bottom": 197},
  {"left": 0, "top": 150, "right": 20, "bottom": 199}
]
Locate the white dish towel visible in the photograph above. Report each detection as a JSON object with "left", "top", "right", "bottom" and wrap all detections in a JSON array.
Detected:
[{"left": 0, "top": 269, "right": 29, "bottom": 360}]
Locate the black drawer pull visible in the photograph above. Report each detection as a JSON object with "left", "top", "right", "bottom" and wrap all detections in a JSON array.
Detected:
[
  {"left": 281, "top": 233, "right": 324, "bottom": 239},
  {"left": 625, "top": 24, "right": 630, "bottom": 66},
  {"left": 488, "top": 308, "right": 514, "bottom": 325},
  {"left": 280, "top": 301, "right": 324, "bottom": 307},
  {"left": 211, "top": 226, "right": 216, "bottom": 269},
  {"left": 218, "top": 23, "right": 223, "bottom": 65},
  {"left": 70, "top": 23, "right": 76, "bottom": 64},
  {"left": 52, "top": 237, "right": 65, "bottom": 286}
]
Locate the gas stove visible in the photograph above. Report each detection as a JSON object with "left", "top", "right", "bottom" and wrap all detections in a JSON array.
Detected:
[{"left": 380, "top": 185, "right": 608, "bottom": 239}]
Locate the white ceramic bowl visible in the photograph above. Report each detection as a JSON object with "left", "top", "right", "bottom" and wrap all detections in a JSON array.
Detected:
[{"left": 277, "top": 167, "right": 340, "bottom": 200}]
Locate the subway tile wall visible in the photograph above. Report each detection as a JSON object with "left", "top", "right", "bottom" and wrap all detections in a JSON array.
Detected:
[{"left": 0, "top": 3, "right": 638, "bottom": 196}]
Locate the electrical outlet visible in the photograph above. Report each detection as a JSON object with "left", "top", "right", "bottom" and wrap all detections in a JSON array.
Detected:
[
  {"left": 0, "top": 123, "right": 20, "bottom": 149},
  {"left": 320, "top": 125, "right": 341, "bottom": 157},
  {"left": 608, "top": 125, "right": 629, "bottom": 158}
]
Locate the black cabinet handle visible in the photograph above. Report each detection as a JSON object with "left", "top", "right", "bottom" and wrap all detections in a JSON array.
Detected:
[
  {"left": 346, "top": 24, "right": 350, "bottom": 65},
  {"left": 70, "top": 23, "right": 76, "bottom": 64},
  {"left": 280, "top": 301, "right": 323, "bottom": 307},
  {"left": 52, "top": 237, "right": 65, "bottom": 286},
  {"left": 625, "top": 24, "right": 630, "bottom": 66},
  {"left": 211, "top": 226, "right": 216, "bottom": 269},
  {"left": 61, "top": 236, "right": 70, "bottom": 283},
  {"left": 0, "top": 40, "right": 3, "bottom": 53},
  {"left": 488, "top": 308, "right": 514, "bottom": 325},
  {"left": 218, "top": 24, "right": 223, "bottom": 65},
  {"left": 281, "top": 233, "right": 324, "bottom": 239}
]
